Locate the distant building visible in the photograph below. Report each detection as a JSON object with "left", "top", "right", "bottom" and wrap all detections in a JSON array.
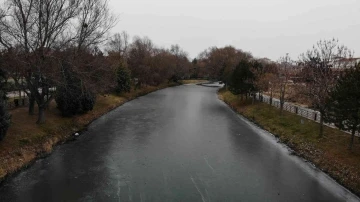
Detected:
[
  {"left": 329, "top": 57, "right": 360, "bottom": 77},
  {"left": 331, "top": 57, "right": 360, "bottom": 69}
]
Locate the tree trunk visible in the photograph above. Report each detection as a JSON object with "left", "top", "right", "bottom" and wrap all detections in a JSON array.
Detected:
[
  {"left": 319, "top": 112, "right": 324, "bottom": 138},
  {"left": 349, "top": 128, "right": 356, "bottom": 151},
  {"left": 18, "top": 89, "right": 22, "bottom": 104},
  {"left": 37, "top": 106, "right": 46, "bottom": 124},
  {"left": 29, "top": 95, "right": 35, "bottom": 115},
  {"left": 280, "top": 100, "right": 284, "bottom": 115},
  {"left": 46, "top": 87, "right": 50, "bottom": 110},
  {"left": 280, "top": 86, "right": 285, "bottom": 115}
]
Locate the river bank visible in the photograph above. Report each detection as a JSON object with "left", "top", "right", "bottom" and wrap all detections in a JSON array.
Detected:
[
  {"left": 218, "top": 88, "right": 360, "bottom": 197},
  {"left": 0, "top": 82, "right": 181, "bottom": 184}
]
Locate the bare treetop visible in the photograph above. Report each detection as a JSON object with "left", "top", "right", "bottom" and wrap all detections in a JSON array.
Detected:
[
  {"left": 0, "top": 0, "right": 117, "bottom": 53},
  {"left": 299, "top": 38, "right": 354, "bottom": 137},
  {"left": 300, "top": 38, "right": 353, "bottom": 70}
]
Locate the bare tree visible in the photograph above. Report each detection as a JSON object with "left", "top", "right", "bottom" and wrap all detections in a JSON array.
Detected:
[
  {"left": 277, "top": 53, "right": 293, "bottom": 115},
  {"left": 197, "top": 46, "right": 252, "bottom": 83},
  {"left": 74, "top": 0, "right": 117, "bottom": 52},
  {"left": 253, "top": 59, "right": 278, "bottom": 102},
  {"left": 170, "top": 44, "right": 190, "bottom": 81},
  {"left": 127, "top": 36, "right": 154, "bottom": 88},
  {"left": 0, "top": 0, "right": 81, "bottom": 118},
  {"left": 300, "top": 38, "right": 353, "bottom": 137},
  {"left": 0, "top": 0, "right": 117, "bottom": 123},
  {"left": 107, "top": 31, "right": 129, "bottom": 60}
]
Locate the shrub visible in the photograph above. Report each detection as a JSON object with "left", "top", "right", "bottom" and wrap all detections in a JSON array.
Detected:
[
  {"left": 229, "top": 60, "right": 256, "bottom": 97},
  {"left": 80, "top": 90, "right": 96, "bottom": 113},
  {"left": 324, "top": 63, "right": 360, "bottom": 150},
  {"left": 116, "top": 62, "right": 131, "bottom": 93},
  {"left": 0, "top": 69, "right": 11, "bottom": 141},
  {"left": 55, "top": 66, "right": 96, "bottom": 117},
  {"left": 0, "top": 95, "right": 11, "bottom": 141}
]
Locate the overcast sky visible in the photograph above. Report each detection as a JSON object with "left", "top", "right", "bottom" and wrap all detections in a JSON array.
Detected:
[{"left": 109, "top": 0, "right": 359, "bottom": 60}]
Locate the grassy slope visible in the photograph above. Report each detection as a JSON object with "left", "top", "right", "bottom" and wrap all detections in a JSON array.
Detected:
[
  {"left": 218, "top": 88, "right": 360, "bottom": 196},
  {"left": 0, "top": 82, "right": 178, "bottom": 182},
  {"left": 179, "top": 79, "right": 208, "bottom": 84}
]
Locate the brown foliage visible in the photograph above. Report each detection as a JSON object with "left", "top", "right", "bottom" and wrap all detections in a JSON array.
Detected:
[{"left": 197, "top": 46, "right": 253, "bottom": 81}]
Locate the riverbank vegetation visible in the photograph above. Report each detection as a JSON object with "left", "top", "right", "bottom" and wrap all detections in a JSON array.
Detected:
[
  {"left": 0, "top": 0, "right": 359, "bottom": 196},
  {"left": 218, "top": 88, "right": 360, "bottom": 196},
  {"left": 0, "top": 0, "right": 197, "bottom": 182},
  {"left": 196, "top": 40, "right": 359, "bottom": 149},
  {"left": 179, "top": 79, "right": 208, "bottom": 84},
  {"left": 0, "top": 82, "right": 178, "bottom": 182}
]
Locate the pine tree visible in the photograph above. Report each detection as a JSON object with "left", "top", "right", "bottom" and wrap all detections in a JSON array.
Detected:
[
  {"left": 55, "top": 64, "right": 95, "bottom": 117},
  {"left": 229, "top": 60, "right": 256, "bottom": 99},
  {"left": 324, "top": 63, "right": 360, "bottom": 150}
]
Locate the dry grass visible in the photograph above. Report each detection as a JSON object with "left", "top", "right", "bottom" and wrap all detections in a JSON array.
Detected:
[
  {"left": 218, "top": 88, "right": 360, "bottom": 196},
  {"left": 0, "top": 83, "right": 177, "bottom": 182},
  {"left": 264, "top": 84, "right": 311, "bottom": 107},
  {"left": 179, "top": 79, "right": 208, "bottom": 84}
]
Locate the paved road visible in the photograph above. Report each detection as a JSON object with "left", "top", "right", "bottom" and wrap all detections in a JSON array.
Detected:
[{"left": 0, "top": 85, "right": 359, "bottom": 202}]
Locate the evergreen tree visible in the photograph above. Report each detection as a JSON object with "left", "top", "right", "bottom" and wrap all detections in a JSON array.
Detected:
[
  {"left": 0, "top": 68, "right": 11, "bottom": 141},
  {"left": 229, "top": 60, "right": 256, "bottom": 98},
  {"left": 116, "top": 62, "right": 131, "bottom": 93},
  {"left": 324, "top": 63, "right": 360, "bottom": 150},
  {"left": 55, "top": 64, "right": 95, "bottom": 117}
]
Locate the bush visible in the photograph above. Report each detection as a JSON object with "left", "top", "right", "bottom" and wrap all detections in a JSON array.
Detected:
[
  {"left": 55, "top": 87, "right": 79, "bottom": 117},
  {"left": 0, "top": 95, "right": 11, "bottom": 141},
  {"left": 324, "top": 63, "right": 360, "bottom": 150},
  {"left": 55, "top": 66, "right": 96, "bottom": 117},
  {"left": 229, "top": 60, "right": 256, "bottom": 96},
  {"left": 80, "top": 90, "right": 96, "bottom": 113},
  {"left": 0, "top": 69, "right": 11, "bottom": 141},
  {"left": 116, "top": 62, "right": 131, "bottom": 93},
  {"left": 169, "top": 74, "right": 180, "bottom": 83}
]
